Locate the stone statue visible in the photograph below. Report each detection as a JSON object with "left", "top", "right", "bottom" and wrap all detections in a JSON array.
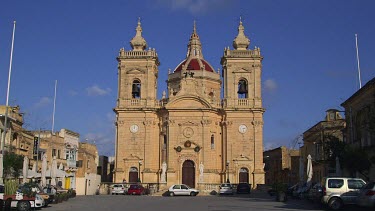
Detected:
[
  {"left": 199, "top": 162, "right": 204, "bottom": 176},
  {"left": 162, "top": 90, "right": 166, "bottom": 99},
  {"left": 161, "top": 162, "right": 167, "bottom": 183}
]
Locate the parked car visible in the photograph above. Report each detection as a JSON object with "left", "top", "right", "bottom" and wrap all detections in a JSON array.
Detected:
[
  {"left": 293, "top": 183, "right": 309, "bottom": 199},
  {"left": 18, "top": 183, "right": 55, "bottom": 205},
  {"left": 219, "top": 183, "right": 233, "bottom": 195},
  {"left": 307, "top": 183, "right": 323, "bottom": 202},
  {"left": 236, "top": 183, "right": 251, "bottom": 194},
  {"left": 127, "top": 184, "right": 145, "bottom": 195},
  {"left": 357, "top": 181, "right": 375, "bottom": 208},
  {"left": 111, "top": 184, "right": 127, "bottom": 195},
  {"left": 321, "top": 177, "right": 366, "bottom": 210},
  {"left": 168, "top": 184, "right": 199, "bottom": 196}
]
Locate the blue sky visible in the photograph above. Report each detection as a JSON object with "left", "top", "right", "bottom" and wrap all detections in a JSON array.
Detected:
[{"left": 0, "top": 0, "right": 374, "bottom": 156}]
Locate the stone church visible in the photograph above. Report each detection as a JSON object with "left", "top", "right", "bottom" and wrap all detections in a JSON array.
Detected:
[{"left": 114, "top": 19, "right": 265, "bottom": 189}]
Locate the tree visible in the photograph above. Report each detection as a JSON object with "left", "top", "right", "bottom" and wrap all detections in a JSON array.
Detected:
[
  {"left": 3, "top": 151, "right": 24, "bottom": 178},
  {"left": 342, "top": 146, "right": 371, "bottom": 180},
  {"left": 323, "top": 135, "right": 347, "bottom": 168},
  {"left": 323, "top": 136, "right": 372, "bottom": 180}
]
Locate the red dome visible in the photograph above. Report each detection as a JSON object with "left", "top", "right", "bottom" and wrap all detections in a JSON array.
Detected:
[{"left": 174, "top": 58, "right": 215, "bottom": 72}]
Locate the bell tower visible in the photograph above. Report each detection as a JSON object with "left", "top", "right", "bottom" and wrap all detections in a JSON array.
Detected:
[
  {"left": 114, "top": 19, "right": 160, "bottom": 183},
  {"left": 220, "top": 19, "right": 265, "bottom": 187}
]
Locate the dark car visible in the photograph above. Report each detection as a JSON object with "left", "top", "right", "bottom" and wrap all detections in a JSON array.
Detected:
[
  {"left": 127, "top": 184, "right": 145, "bottom": 195},
  {"left": 307, "top": 183, "right": 323, "bottom": 202},
  {"left": 236, "top": 183, "right": 251, "bottom": 194}
]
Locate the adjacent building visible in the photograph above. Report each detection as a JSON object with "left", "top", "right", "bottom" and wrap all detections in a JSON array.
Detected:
[
  {"left": 114, "top": 19, "right": 265, "bottom": 189},
  {"left": 341, "top": 77, "right": 375, "bottom": 181},
  {"left": 0, "top": 105, "right": 32, "bottom": 158},
  {"left": 301, "top": 109, "right": 346, "bottom": 183},
  {"left": 76, "top": 142, "right": 101, "bottom": 195},
  {"left": 263, "top": 146, "right": 300, "bottom": 186}
]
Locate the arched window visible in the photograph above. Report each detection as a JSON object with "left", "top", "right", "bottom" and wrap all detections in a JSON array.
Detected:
[
  {"left": 211, "top": 135, "right": 215, "bottom": 149},
  {"left": 237, "top": 79, "right": 248, "bottom": 99},
  {"left": 132, "top": 79, "right": 141, "bottom": 98}
]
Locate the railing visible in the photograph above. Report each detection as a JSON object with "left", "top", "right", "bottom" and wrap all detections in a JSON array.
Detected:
[
  {"left": 222, "top": 99, "right": 255, "bottom": 108},
  {"left": 119, "top": 50, "right": 158, "bottom": 58},
  {"left": 197, "top": 183, "right": 221, "bottom": 193},
  {"left": 223, "top": 49, "right": 261, "bottom": 57}
]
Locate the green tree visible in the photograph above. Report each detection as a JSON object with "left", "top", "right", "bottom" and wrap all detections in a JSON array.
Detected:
[{"left": 3, "top": 151, "right": 24, "bottom": 178}]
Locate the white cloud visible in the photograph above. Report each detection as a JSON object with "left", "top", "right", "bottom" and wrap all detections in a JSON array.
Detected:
[
  {"left": 86, "top": 85, "right": 111, "bottom": 96},
  {"left": 264, "top": 79, "right": 277, "bottom": 92},
  {"left": 33, "top": 97, "right": 52, "bottom": 108}
]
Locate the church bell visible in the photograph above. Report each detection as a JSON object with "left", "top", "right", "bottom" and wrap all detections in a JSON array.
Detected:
[
  {"left": 237, "top": 81, "right": 248, "bottom": 94},
  {"left": 132, "top": 84, "right": 140, "bottom": 97}
]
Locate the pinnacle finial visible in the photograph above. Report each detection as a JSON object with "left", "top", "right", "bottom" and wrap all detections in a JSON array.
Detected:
[
  {"left": 193, "top": 20, "right": 196, "bottom": 33},
  {"left": 186, "top": 20, "right": 203, "bottom": 58},
  {"left": 233, "top": 18, "right": 250, "bottom": 50},
  {"left": 130, "top": 18, "right": 147, "bottom": 51}
]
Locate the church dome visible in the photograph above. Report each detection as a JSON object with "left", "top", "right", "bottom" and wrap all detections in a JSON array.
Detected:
[
  {"left": 174, "top": 58, "right": 215, "bottom": 72},
  {"left": 173, "top": 21, "right": 215, "bottom": 73}
]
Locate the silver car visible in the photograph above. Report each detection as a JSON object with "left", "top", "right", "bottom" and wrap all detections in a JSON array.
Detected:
[
  {"left": 219, "top": 183, "right": 233, "bottom": 195},
  {"left": 168, "top": 184, "right": 199, "bottom": 196},
  {"left": 321, "top": 177, "right": 366, "bottom": 210},
  {"left": 357, "top": 181, "right": 375, "bottom": 208}
]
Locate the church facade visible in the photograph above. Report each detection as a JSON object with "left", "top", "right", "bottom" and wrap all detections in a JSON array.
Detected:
[{"left": 113, "top": 19, "right": 265, "bottom": 189}]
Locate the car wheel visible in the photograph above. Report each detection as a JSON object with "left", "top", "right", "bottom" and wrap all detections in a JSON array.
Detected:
[
  {"left": 190, "top": 192, "right": 196, "bottom": 196},
  {"left": 17, "top": 200, "right": 31, "bottom": 211},
  {"left": 328, "top": 197, "right": 343, "bottom": 210},
  {"left": 169, "top": 192, "right": 174, "bottom": 197}
]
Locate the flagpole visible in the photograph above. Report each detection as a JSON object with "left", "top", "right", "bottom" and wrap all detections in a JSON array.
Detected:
[
  {"left": 355, "top": 34, "right": 362, "bottom": 89},
  {"left": 51, "top": 80, "right": 57, "bottom": 158},
  {"left": 0, "top": 20, "right": 16, "bottom": 183},
  {"left": 52, "top": 80, "right": 57, "bottom": 134}
]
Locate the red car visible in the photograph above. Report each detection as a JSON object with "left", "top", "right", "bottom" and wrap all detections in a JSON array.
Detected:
[{"left": 127, "top": 184, "right": 145, "bottom": 195}]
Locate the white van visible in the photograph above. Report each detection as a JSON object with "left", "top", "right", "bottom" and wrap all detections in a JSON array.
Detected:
[{"left": 321, "top": 177, "right": 366, "bottom": 210}]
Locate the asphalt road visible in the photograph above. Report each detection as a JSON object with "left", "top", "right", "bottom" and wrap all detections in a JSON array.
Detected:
[{"left": 43, "top": 191, "right": 373, "bottom": 211}]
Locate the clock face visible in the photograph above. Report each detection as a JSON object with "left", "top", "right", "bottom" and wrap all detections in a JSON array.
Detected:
[
  {"left": 239, "top": 124, "right": 247, "bottom": 134},
  {"left": 130, "top": 124, "right": 139, "bottom": 133}
]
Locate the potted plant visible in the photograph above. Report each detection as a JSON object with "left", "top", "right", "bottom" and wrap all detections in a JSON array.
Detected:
[{"left": 272, "top": 182, "right": 288, "bottom": 202}]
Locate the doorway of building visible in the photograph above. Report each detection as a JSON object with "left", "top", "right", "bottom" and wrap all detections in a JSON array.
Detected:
[
  {"left": 182, "top": 160, "right": 195, "bottom": 188},
  {"left": 129, "top": 167, "right": 138, "bottom": 183},
  {"left": 239, "top": 167, "right": 249, "bottom": 183}
]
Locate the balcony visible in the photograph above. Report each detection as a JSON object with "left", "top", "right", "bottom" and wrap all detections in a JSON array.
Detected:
[{"left": 67, "top": 159, "right": 77, "bottom": 168}]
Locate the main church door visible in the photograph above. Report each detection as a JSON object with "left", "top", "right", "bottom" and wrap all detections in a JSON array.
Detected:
[{"left": 182, "top": 160, "right": 195, "bottom": 188}]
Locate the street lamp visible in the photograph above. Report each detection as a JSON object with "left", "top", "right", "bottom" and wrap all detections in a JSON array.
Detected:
[
  {"left": 138, "top": 160, "right": 142, "bottom": 183},
  {"left": 226, "top": 160, "right": 230, "bottom": 183}
]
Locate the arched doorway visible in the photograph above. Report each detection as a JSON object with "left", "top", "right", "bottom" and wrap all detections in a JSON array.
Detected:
[
  {"left": 129, "top": 167, "right": 138, "bottom": 183},
  {"left": 239, "top": 168, "right": 249, "bottom": 183},
  {"left": 182, "top": 160, "right": 195, "bottom": 188}
]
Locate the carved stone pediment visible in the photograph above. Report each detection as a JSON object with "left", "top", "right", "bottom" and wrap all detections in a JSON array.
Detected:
[
  {"left": 233, "top": 154, "right": 252, "bottom": 161},
  {"left": 124, "top": 154, "right": 142, "bottom": 161},
  {"left": 126, "top": 68, "right": 146, "bottom": 74}
]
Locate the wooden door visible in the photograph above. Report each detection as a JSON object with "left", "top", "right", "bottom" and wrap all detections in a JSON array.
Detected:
[
  {"left": 239, "top": 168, "right": 249, "bottom": 183},
  {"left": 129, "top": 167, "right": 138, "bottom": 183},
  {"left": 182, "top": 160, "right": 195, "bottom": 188}
]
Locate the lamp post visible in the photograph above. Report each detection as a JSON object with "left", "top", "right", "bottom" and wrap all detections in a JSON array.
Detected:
[
  {"left": 226, "top": 160, "right": 230, "bottom": 183},
  {"left": 138, "top": 160, "right": 142, "bottom": 183}
]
